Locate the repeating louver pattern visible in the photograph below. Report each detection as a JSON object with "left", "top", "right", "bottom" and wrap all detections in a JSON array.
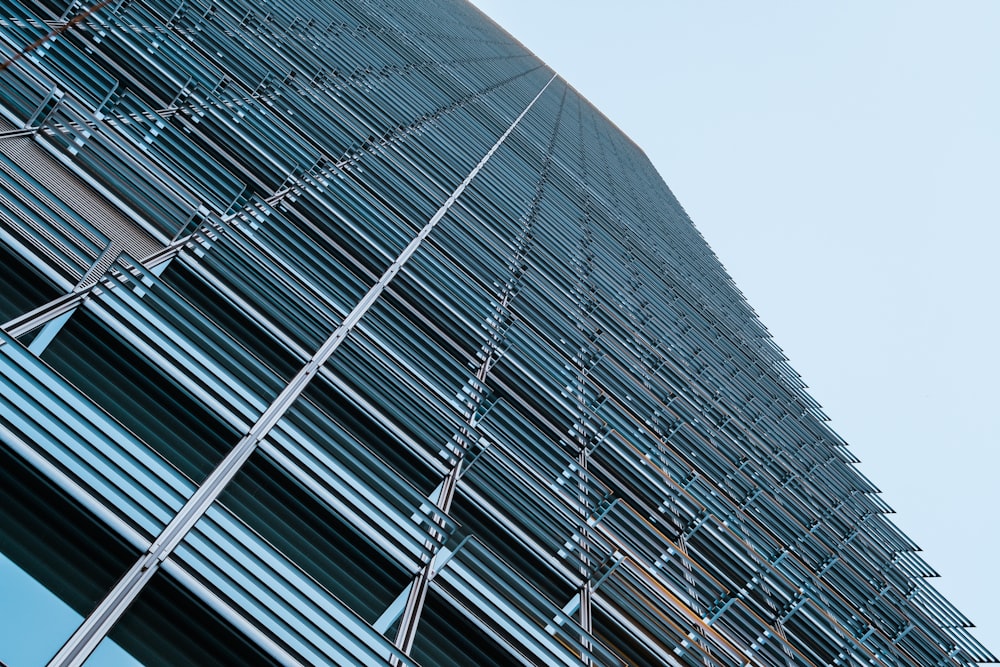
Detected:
[{"left": 0, "top": 0, "right": 993, "bottom": 665}]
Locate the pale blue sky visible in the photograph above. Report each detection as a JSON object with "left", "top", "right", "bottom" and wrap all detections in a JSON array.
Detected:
[{"left": 470, "top": 0, "right": 999, "bottom": 655}]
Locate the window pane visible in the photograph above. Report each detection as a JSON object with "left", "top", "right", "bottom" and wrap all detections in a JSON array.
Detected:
[{"left": 0, "top": 445, "right": 138, "bottom": 665}]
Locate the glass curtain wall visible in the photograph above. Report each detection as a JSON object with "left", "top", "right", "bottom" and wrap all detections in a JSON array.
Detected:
[{"left": 0, "top": 0, "right": 993, "bottom": 665}]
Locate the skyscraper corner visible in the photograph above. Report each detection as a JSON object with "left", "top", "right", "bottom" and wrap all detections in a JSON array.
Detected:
[{"left": 0, "top": 0, "right": 994, "bottom": 664}]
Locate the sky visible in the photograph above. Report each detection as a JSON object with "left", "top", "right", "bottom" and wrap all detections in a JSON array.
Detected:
[{"left": 469, "top": 0, "right": 999, "bottom": 656}]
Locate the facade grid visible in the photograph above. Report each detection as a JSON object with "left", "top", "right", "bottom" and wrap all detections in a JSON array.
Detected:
[{"left": 0, "top": 0, "right": 993, "bottom": 665}]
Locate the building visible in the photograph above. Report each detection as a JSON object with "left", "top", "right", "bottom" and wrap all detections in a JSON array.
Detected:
[{"left": 0, "top": 0, "right": 993, "bottom": 664}]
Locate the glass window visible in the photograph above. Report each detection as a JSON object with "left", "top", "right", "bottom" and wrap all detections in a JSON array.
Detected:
[
  {"left": 0, "top": 445, "right": 139, "bottom": 666},
  {"left": 88, "top": 570, "right": 281, "bottom": 666},
  {"left": 40, "top": 309, "right": 240, "bottom": 484}
]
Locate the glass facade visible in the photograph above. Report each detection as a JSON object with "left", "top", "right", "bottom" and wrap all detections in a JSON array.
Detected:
[{"left": 0, "top": 0, "right": 993, "bottom": 665}]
